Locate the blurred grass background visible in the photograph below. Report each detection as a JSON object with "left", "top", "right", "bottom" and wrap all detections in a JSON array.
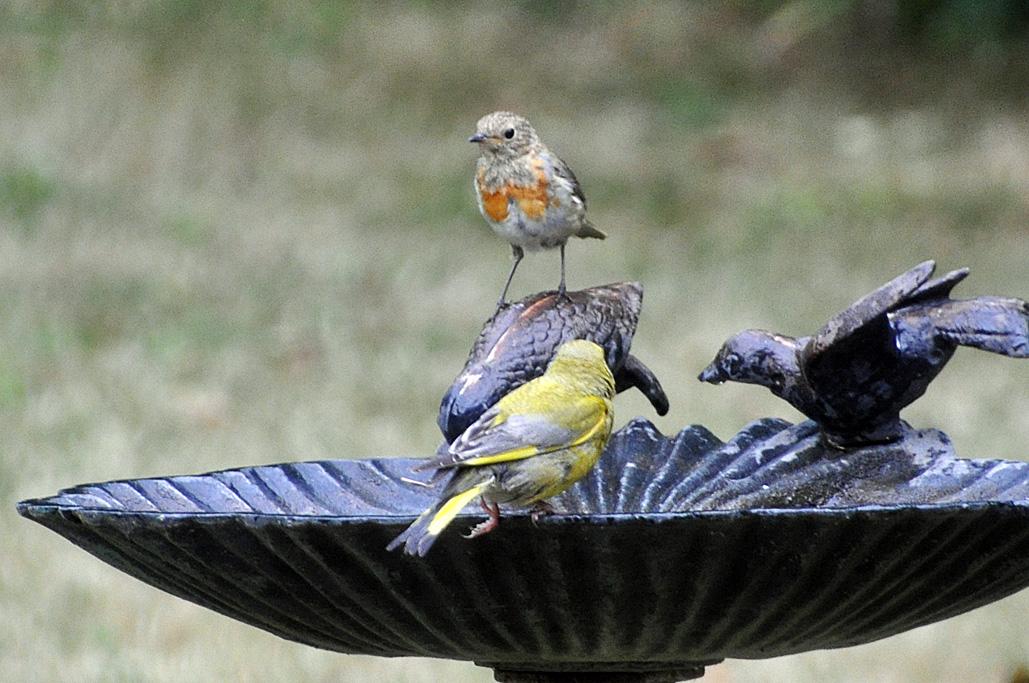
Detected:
[{"left": 3, "top": 1, "right": 1028, "bottom": 681}]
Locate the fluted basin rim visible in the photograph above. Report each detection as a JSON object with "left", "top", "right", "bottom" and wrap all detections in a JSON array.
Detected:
[{"left": 19, "top": 498, "right": 1029, "bottom": 520}]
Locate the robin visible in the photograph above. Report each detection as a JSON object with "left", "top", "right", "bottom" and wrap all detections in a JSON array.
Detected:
[{"left": 469, "top": 111, "right": 606, "bottom": 307}]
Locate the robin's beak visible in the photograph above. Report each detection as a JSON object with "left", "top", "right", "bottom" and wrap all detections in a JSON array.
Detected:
[
  {"left": 698, "top": 362, "right": 727, "bottom": 384},
  {"left": 468, "top": 133, "right": 487, "bottom": 143}
]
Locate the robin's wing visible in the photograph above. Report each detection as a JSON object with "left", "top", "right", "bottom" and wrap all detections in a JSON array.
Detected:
[
  {"left": 544, "top": 150, "right": 588, "bottom": 212},
  {"left": 423, "top": 393, "right": 611, "bottom": 470}
]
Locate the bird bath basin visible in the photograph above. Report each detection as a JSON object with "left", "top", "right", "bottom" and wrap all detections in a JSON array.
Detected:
[{"left": 18, "top": 417, "right": 1029, "bottom": 682}]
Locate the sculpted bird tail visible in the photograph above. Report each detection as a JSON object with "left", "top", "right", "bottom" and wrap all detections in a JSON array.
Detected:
[
  {"left": 576, "top": 221, "right": 606, "bottom": 240},
  {"left": 386, "top": 477, "right": 487, "bottom": 557},
  {"left": 893, "top": 296, "right": 1029, "bottom": 358},
  {"left": 615, "top": 355, "right": 669, "bottom": 415},
  {"left": 933, "top": 297, "right": 1029, "bottom": 358}
]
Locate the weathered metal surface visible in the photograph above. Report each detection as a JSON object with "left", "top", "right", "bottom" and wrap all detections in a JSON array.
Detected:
[
  {"left": 439, "top": 282, "right": 668, "bottom": 443},
  {"left": 17, "top": 418, "right": 1029, "bottom": 680},
  {"left": 699, "top": 261, "right": 1029, "bottom": 446}
]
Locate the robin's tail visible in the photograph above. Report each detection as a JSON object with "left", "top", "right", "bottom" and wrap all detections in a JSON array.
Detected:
[
  {"left": 576, "top": 221, "right": 606, "bottom": 240},
  {"left": 386, "top": 479, "right": 487, "bottom": 557}
]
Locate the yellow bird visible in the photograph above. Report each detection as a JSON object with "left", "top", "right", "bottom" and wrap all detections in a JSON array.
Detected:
[{"left": 387, "top": 339, "right": 615, "bottom": 557}]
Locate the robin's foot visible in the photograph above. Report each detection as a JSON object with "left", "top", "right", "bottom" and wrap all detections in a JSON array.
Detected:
[
  {"left": 530, "top": 501, "right": 556, "bottom": 526},
  {"left": 465, "top": 499, "right": 501, "bottom": 539}
]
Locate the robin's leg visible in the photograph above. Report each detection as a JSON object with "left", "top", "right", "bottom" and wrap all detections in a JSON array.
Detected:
[
  {"left": 557, "top": 243, "right": 570, "bottom": 300},
  {"left": 498, "top": 245, "right": 524, "bottom": 308},
  {"left": 464, "top": 498, "right": 501, "bottom": 539}
]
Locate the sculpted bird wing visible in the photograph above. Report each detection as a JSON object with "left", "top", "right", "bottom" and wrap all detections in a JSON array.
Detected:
[
  {"left": 803, "top": 260, "right": 936, "bottom": 369},
  {"left": 423, "top": 383, "right": 611, "bottom": 470}
]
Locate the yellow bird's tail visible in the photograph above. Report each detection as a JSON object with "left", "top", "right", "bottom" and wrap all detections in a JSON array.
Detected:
[{"left": 386, "top": 480, "right": 487, "bottom": 557}]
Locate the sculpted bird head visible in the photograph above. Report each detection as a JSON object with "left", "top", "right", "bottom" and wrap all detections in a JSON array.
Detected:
[{"left": 698, "top": 329, "right": 799, "bottom": 393}]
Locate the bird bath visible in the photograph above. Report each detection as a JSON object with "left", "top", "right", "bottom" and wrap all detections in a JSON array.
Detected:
[
  {"left": 18, "top": 418, "right": 1029, "bottom": 682},
  {"left": 17, "top": 270, "right": 1029, "bottom": 681}
]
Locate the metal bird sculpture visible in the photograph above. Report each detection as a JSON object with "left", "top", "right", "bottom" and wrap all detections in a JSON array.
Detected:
[
  {"left": 699, "top": 260, "right": 1029, "bottom": 448},
  {"left": 438, "top": 281, "right": 668, "bottom": 444}
]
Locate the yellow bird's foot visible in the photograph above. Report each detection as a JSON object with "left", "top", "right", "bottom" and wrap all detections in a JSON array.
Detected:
[
  {"left": 530, "top": 501, "right": 556, "bottom": 527},
  {"left": 464, "top": 498, "right": 500, "bottom": 539}
]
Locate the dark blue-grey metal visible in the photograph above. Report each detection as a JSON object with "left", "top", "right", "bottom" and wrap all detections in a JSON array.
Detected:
[
  {"left": 699, "top": 261, "right": 1029, "bottom": 447},
  {"left": 439, "top": 282, "right": 668, "bottom": 443},
  {"left": 17, "top": 418, "right": 1029, "bottom": 681}
]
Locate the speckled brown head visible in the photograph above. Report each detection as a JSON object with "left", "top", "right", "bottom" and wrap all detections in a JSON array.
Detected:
[{"left": 468, "top": 111, "right": 540, "bottom": 159}]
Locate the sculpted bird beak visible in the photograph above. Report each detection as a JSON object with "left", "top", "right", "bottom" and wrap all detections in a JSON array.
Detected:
[
  {"left": 468, "top": 133, "right": 486, "bottom": 143},
  {"left": 698, "top": 362, "right": 726, "bottom": 384}
]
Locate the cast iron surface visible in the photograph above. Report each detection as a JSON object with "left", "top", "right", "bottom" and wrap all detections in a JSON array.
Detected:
[
  {"left": 18, "top": 418, "right": 1029, "bottom": 678},
  {"left": 699, "top": 261, "right": 1029, "bottom": 446},
  {"left": 491, "top": 668, "right": 707, "bottom": 683},
  {"left": 438, "top": 282, "right": 668, "bottom": 443}
]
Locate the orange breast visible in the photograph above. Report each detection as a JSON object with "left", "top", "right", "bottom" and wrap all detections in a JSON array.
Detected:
[
  {"left": 480, "top": 163, "right": 550, "bottom": 223},
  {"left": 481, "top": 190, "right": 509, "bottom": 222}
]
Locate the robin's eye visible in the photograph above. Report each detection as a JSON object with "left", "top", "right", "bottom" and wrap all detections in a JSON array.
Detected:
[{"left": 503, "top": 128, "right": 515, "bottom": 139}]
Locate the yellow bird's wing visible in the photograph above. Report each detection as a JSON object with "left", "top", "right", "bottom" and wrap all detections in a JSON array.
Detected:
[{"left": 431, "top": 391, "right": 611, "bottom": 469}]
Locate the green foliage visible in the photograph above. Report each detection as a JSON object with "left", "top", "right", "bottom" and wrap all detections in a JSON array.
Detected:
[
  {"left": 896, "top": 0, "right": 1029, "bottom": 45},
  {"left": 0, "top": 358, "right": 26, "bottom": 411},
  {"left": 657, "top": 79, "right": 726, "bottom": 130},
  {"left": 0, "top": 165, "right": 56, "bottom": 226},
  {"left": 163, "top": 213, "right": 212, "bottom": 246},
  {"left": 1, "top": 2, "right": 1028, "bottom": 682}
]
